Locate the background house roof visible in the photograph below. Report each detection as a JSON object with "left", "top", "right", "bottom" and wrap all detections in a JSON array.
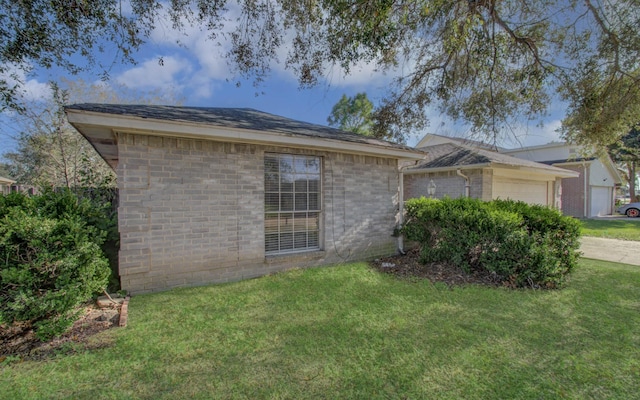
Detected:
[
  {"left": 501, "top": 141, "right": 624, "bottom": 185},
  {"left": 415, "top": 133, "right": 504, "bottom": 151},
  {"left": 537, "top": 158, "right": 597, "bottom": 165},
  {"left": 0, "top": 176, "right": 16, "bottom": 185},
  {"left": 405, "top": 143, "right": 579, "bottom": 178}
]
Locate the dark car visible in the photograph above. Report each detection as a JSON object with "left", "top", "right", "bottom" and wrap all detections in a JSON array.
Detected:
[{"left": 617, "top": 202, "right": 640, "bottom": 217}]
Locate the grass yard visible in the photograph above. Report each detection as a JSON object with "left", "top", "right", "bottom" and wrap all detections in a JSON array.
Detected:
[
  {"left": 1, "top": 260, "right": 639, "bottom": 399},
  {"left": 580, "top": 218, "right": 640, "bottom": 241}
]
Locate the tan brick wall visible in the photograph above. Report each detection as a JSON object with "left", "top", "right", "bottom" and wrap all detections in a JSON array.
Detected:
[
  {"left": 117, "top": 133, "right": 400, "bottom": 293},
  {"left": 404, "top": 169, "right": 487, "bottom": 200},
  {"left": 559, "top": 165, "right": 587, "bottom": 218}
]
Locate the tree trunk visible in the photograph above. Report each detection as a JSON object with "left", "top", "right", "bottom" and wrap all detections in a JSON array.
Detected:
[{"left": 628, "top": 161, "right": 638, "bottom": 202}]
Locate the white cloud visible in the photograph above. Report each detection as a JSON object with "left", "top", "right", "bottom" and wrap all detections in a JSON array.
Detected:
[
  {"left": 144, "top": 4, "right": 399, "bottom": 91},
  {"left": 0, "top": 63, "right": 51, "bottom": 104},
  {"left": 190, "top": 38, "right": 235, "bottom": 81},
  {"left": 146, "top": 4, "right": 238, "bottom": 81},
  {"left": 322, "top": 61, "right": 393, "bottom": 88},
  {"left": 19, "top": 78, "right": 51, "bottom": 102},
  {"left": 115, "top": 55, "right": 192, "bottom": 91}
]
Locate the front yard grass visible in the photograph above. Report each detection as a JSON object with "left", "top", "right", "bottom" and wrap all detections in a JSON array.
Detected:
[
  {"left": 580, "top": 218, "right": 640, "bottom": 241},
  {"left": 1, "top": 259, "right": 639, "bottom": 399}
]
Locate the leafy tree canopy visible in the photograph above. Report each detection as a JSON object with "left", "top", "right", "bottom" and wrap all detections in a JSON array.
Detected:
[
  {"left": 609, "top": 126, "right": 640, "bottom": 163},
  {"left": 2, "top": 78, "right": 183, "bottom": 187},
  {"left": 327, "top": 93, "right": 374, "bottom": 136},
  {"left": 1, "top": 1, "right": 639, "bottom": 146},
  {"left": 608, "top": 126, "right": 640, "bottom": 201}
]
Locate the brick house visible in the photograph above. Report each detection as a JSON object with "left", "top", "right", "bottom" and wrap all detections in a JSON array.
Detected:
[
  {"left": 502, "top": 143, "right": 623, "bottom": 217},
  {"left": 404, "top": 140, "right": 578, "bottom": 207},
  {"left": 65, "top": 104, "right": 425, "bottom": 294}
]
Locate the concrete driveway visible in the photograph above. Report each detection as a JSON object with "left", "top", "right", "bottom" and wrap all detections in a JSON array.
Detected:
[{"left": 580, "top": 236, "right": 640, "bottom": 266}]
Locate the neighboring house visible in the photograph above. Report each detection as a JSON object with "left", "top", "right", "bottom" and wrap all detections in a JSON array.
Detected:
[
  {"left": 0, "top": 176, "right": 16, "bottom": 195},
  {"left": 415, "top": 133, "right": 503, "bottom": 151},
  {"left": 502, "top": 143, "right": 623, "bottom": 217},
  {"left": 65, "top": 104, "right": 425, "bottom": 294},
  {"left": 404, "top": 139, "right": 578, "bottom": 207}
]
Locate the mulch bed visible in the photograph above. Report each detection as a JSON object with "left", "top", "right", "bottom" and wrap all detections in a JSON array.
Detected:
[
  {"left": 1, "top": 302, "right": 122, "bottom": 362},
  {"left": 370, "top": 247, "right": 504, "bottom": 287}
]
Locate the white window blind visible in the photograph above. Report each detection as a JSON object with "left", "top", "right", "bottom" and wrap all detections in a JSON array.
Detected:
[{"left": 265, "top": 154, "right": 321, "bottom": 254}]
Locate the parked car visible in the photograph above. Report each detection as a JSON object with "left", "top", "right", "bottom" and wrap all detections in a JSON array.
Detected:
[{"left": 617, "top": 202, "right": 640, "bottom": 217}]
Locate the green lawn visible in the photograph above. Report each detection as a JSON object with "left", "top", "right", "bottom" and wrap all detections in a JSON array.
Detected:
[
  {"left": 1, "top": 260, "right": 639, "bottom": 399},
  {"left": 581, "top": 218, "right": 640, "bottom": 241}
]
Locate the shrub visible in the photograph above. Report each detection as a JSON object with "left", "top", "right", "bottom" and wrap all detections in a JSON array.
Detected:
[
  {"left": 0, "top": 190, "right": 111, "bottom": 340},
  {"left": 402, "top": 197, "right": 581, "bottom": 288},
  {"left": 0, "top": 188, "right": 120, "bottom": 290}
]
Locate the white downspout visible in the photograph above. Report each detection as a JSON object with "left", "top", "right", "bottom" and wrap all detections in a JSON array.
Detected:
[
  {"left": 457, "top": 169, "right": 470, "bottom": 197},
  {"left": 583, "top": 162, "right": 588, "bottom": 218},
  {"left": 398, "top": 168, "right": 405, "bottom": 254}
]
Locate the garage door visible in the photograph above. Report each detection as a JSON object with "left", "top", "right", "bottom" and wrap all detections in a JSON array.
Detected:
[
  {"left": 493, "top": 178, "right": 548, "bottom": 205},
  {"left": 590, "top": 186, "right": 612, "bottom": 217}
]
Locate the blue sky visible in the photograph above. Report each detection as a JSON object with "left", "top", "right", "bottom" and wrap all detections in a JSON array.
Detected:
[{"left": 0, "top": 5, "right": 565, "bottom": 157}]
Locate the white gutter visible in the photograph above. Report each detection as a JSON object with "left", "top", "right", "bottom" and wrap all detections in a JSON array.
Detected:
[{"left": 456, "top": 169, "right": 470, "bottom": 197}]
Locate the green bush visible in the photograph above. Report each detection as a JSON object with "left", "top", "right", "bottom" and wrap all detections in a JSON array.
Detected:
[
  {"left": 0, "top": 190, "right": 111, "bottom": 340},
  {"left": 402, "top": 197, "right": 581, "bottom": 288},
  {"left": 0, "top": 188, "right": 120, "bottom": 289}
]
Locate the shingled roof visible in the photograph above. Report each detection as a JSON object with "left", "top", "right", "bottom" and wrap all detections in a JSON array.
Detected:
[
  {"left": 65, "top": 104, "right": 426, "bottom": 168},
  {"left": 0, "top": 176, "right": 15, "bottom": 185},
  {"left": 404, "top": 142, "right": 578, "bottom": 177}
]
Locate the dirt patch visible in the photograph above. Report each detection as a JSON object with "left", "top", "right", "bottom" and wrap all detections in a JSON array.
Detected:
[
  {"left": 370, "top": 247, "right": 504, "bottom": 287},
  {"left": 1, "top": 302, "right": 122, "bottom": 362}
]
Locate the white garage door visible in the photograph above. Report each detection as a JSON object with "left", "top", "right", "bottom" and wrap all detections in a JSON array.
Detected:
[
  {"left": 590, "top": 186, "right": 612, "bottom": 217},
  {"left": 493, "top": 178, "right": 548, "bottom": 205}
]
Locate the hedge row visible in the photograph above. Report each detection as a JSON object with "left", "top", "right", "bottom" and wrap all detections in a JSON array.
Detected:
[
  {"left": 401, "top": 197, "right": 581, "bottom": 288},
  {"left": 0, "top": 190, "right": 113, "bottom": 340}
]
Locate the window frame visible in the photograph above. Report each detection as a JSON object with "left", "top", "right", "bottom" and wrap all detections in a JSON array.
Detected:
[{"left": 264, "top": 153, "right": 322, "bottom": 255}]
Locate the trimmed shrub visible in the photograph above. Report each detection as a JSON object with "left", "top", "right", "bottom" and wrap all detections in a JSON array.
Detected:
[
  {"left": 402, "top": 197, "right": 581, "bottom": 288},
  {"left": 0, "top": 190, "right": 111, "bottom": 340},
  {"left": 0, "top": 188, "right": 120, "bottom": 290}
]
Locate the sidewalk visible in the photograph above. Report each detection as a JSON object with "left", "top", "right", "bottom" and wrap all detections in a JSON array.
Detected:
[{"left": 580, "top": 236, "right": 640, "bottom": 266}]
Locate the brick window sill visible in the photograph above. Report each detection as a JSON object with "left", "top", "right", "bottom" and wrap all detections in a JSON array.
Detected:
[{"left": 264, "top": 250, "right": 326, "bottom": 265}]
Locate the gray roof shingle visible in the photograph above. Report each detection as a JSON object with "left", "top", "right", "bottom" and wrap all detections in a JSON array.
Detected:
[
  {"left": 407, "top": 143, "right": 578, "bottom": 176},
  {"left": 65, "top": 103, "right": 417, "bottom": 152}
]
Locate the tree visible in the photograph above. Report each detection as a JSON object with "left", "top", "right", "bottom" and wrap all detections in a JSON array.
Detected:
[
  {"left": 0, "top": 0, "right": 143, "bottom": 112},
  {"left": 2, "top": 1, "right": 640, "bottom": 147},
  {"left": 327, "top": 93, "right": 374, "bottom": 136},
  {"left": 3, "top": 84, "right": 115, "bottom": 188},
  {"left": 2, "top": 78, "right": 183, "bottom": 187},
  {"left": 609, "top": 127, "right": 640, "bottom": 202},
  {"left": 561, "top": 71, "right": 640, "bottom": 150},
  {"left": 0, "top": 162, "right": 10, "bottom": 178}
]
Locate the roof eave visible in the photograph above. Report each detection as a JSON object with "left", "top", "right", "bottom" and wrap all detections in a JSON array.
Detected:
[
  {"left": 600, "top": 154, "right": 624, "bottom": 184},
  {"left": 507, "top": 164, "right": 579, "bottom": 178},
  {"left": 66, "top": 109, "right": 427, "bottom": 166},
  {"left": 501, "top": 142, "right": 569, "bottom": 153},
  {"left": 402, "top": 162, "right": 579, "bottom": 178},
  {"left": 402, "top": 163, "right": 491, "bottom": 175}
]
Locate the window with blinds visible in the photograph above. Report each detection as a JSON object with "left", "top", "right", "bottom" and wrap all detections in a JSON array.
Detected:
[{"left": 265, "top": 154, "right": 321, "bottom": 254}]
